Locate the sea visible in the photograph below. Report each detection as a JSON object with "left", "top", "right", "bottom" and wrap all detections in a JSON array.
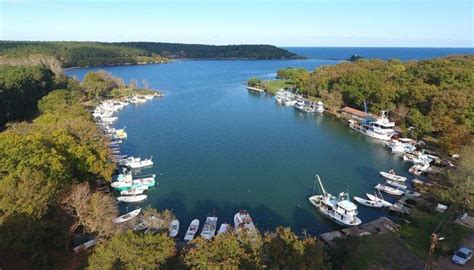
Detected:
[{"left": 66, "top": 47, "right": 473, "bottom": 236}]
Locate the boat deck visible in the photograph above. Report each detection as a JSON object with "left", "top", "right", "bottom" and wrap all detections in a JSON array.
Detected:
[{"left": 320, "top": 217, "right": 400, "bottom": 248}]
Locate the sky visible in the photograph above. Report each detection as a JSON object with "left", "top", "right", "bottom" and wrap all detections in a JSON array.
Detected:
[{"left": 0, "top": 0, "right": 473, "bottom": 47}]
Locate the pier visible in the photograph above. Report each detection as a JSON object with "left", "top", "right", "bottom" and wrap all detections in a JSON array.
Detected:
[{"left": 320, "top": 217, "right": 400, "bottom": 248}]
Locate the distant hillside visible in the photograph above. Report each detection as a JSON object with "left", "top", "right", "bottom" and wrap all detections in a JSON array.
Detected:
[
  {"left": 112, "top": 42, "right": 303, "bottom": 59},
  {"left": 0, "top": 41, "right": 303, "bottom": 68}
]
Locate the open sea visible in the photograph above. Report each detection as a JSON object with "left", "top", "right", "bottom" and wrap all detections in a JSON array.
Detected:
[{"left": 66, "top": 47, "right": 473, "bottom": 236}]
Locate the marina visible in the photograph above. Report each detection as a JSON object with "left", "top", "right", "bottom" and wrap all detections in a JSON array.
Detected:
[{"left": 68, "top": 59, "right": 435, "bottom": 235}]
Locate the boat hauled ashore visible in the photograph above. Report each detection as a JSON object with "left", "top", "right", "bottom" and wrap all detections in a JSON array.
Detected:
[{"left": 308, "top": 175, "right": 362, "bottom": 226}]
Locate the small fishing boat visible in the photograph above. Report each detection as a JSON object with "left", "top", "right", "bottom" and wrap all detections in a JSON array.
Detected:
[
  {"left": 111, "top": 179, "right": 132, "bottom": 190},
  {"left": 366, "top": 192, "right": 393, "bottom": 207},
  {"left": 234, "top": 210, "right": 256, "bottom": 231},
  {"left": 113, "top": 208, "right": 141, "bottom": 224},
  {"left": 386, "top": 138, "right": 416, "bottom": 153},
  {"left": 386, "top": 180, "right": 407, "bottom": 190},
  {"left": 403, "top": 152, "right": 432, "bottom": 165},
  {"left": 169, "top": 219, "right": 179, "bottom": 238},
  {"left": 353, "top": 196, "right": 383, "bottom": 208},
  {"left": 375, "top": 183, "right": 404, "bottom": 196},
  {"left": 218, "top": 223, "right": 230, "bottom": 235},
  {"left": 126, "top": 157, "right": 154, "bottom": 169},
  {"left": 380, "top": 170, "right": 407, "bottom": 182},
  {"left": 409, "top": 163, "right": 430, "bottom": 176},
  {"left": 184, "top": 219, "right": 200, "bottom": 241},
  {"left": 308, "top": 175, "right": 362, "bottom": 226},
  {"left": 200, "top": 216, "right": 218, "bottom": 240},
  {"left": 404, "top": 190, "right": 421, "bottom": 198},
  {"left": 120, "top": 187, "right": 148, "bottom": 196},
  {"left": 117, "top": 195, "right": 147, "bottom": 203},
  {"left": 316, "top": 101, "right": 324, "bottom": 113}
]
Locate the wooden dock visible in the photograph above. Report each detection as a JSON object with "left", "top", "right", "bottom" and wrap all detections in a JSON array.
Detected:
[
  {"left": 246, "top": 86, "right": 265, "bottom": 92},
  {"left": 320, "top": 217, "right": 400, "bottom": 248}
]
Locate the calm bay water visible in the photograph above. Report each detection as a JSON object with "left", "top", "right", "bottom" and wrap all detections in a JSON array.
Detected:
[{"left": 66, "top": 48, "right": 466, "bottom": 235}]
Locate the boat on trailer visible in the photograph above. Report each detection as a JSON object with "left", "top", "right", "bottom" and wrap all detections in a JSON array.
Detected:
[{"left": 308, "top": 175, "right": 362, "bottom": 226}]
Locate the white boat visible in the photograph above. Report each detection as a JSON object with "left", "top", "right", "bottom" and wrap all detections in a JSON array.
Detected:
[
  {"left": 117, "top": 195, "right": 147, "bottom": 203},
  {"left": 184, "top": 219, "right": 200, "bottom": 241},
  {"left": 348, "top": 111, "right": 397, "bottom": 141},
  {"left": 380, "top": 170, "right": 407, "bottom": 182},
  {"left": 113, "top": 208, "right": 141, "bottom": 224},
  {"left": 283, "top": 98, "right": 297, "bottom": 107},
  {"left": 218, "top": 223, "right": 230, "bottom": 235},
  {"left": 316, "top": 101, "right": 324, "bottom": 113},
  {"left": 403, "top": 152, "right": 432, "bottom": 165},
  {"left": 126, "top": 157, "right": 154, "bottom": 169},
  {"left": 386, "top": 180, "right": 407, "bottom": 190},
  {"left": 294, "top": 99, "right": 305, "bottom": 111},
  {"left": 234, "top": 210, "right": 256, "bottom": 231},
  {"left": 386, "top": 138, "right": 416, "bottom": 153},
  {"left": 200, "top": 216, "right": 218, "bottom": 240},
  {"left": 169, "top": 219, "right": 179, "bottom": 238},
  {"left": 375, "top": 183, "right": 404, "bottom": 196},
  {"left": 120, "top": 187, "right": 148, "bottom": 196},
  {"left": 353, "top": 196, "right": 383, "bottom": 208},
  {"left": 303, "top": 104, "right": 316, "bottom": 113},
  {"left": 366, "top": 192, "right": 393, "bottom": 207},
  {"left": 308, "top": 175, "right": 362, "bottom": 226},
  {"left": 404, "top": 190, "right": 421, "bottom": 198},
  {"left": 409, "top": 163, "right": 430, "bottom": 175}
]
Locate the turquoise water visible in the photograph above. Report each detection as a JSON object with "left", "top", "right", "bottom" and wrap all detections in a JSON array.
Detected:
[{"left": 68, "top": 58, "right": 412, "bottom": 235}]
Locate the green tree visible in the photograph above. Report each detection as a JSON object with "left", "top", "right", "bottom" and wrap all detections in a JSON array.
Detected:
[
  {"left": 87, "top": 231, "right": 176, "bottom": 269},
  {"left": 262, "top": 227, "right": 331, "bottom": 270}
]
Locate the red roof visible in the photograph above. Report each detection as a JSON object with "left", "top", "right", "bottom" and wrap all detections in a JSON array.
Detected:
[{"left": 340, "top": 107, "right": 369, "bottom": 118}]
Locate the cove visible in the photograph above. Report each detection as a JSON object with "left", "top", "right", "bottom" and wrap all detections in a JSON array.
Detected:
[{"left": 67, "top": 59, "right": 412, "bottom": 235}]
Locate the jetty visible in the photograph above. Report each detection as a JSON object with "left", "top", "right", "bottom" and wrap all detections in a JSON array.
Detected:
[
  {"left": 320, "top": 217, "right": 400, "bottom": 248},
  {"left": 246, "top": 86, "right": 265, "bottom": 92}
]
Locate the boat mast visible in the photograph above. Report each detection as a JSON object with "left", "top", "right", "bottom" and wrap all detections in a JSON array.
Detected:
[{"left": 315, "top": 175, "right": 327, "bottom": 196}]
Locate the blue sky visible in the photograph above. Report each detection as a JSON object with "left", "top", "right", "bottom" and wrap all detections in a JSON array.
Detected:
[{"left": 1, "top": 0, "right": 472, "bottom": 47}]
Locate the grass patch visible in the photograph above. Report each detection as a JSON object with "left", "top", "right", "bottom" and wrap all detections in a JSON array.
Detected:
[
  {"left": 261, "top": 79, "right": 294, "bottom": 94},
  {"left": 398, "top": 208, "right": 471, "bottom": 258}
]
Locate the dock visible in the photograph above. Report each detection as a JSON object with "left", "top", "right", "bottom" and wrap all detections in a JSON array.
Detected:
[
  {"left": 320, "top": 217, "right": 400, "bottom": 248},
  {"left": 246, "top": 86, "right": 265, "bottom": 92}
]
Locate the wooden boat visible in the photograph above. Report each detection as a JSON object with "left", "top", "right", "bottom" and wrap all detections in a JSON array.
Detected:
[
  {"left": 375, "top": 184, "right": 404, "bottom": 196},
  {"left": 386, "top": 180, "right": 407, "bottom": 190},
  {"left": 184, "top": 219, "right": 200, "bottom": 241},
  {"left": 380, "top": 170, "right": 407, "bottom": 182},
  {"left": 218, "top": 223, "right": 230, "bottom": 235},
  {"left": 169, "top": 219, "right": 179, "bottom": 238},
  {"left": 113, "top": 208, "right": 141, "bottom": 224},
  {"left": 117, "top": 195, "right": 147, "bottom": 203},
  {"left": 200, "top": 216, "right": 218, "bottom": 240},
  {"left": 120, "top": 187, "right": 148, "bottom": 196},
  {"left": 366, "top": 193, "right": 393, "bottom": 207},
  {"left": 73, "top": 239, "right": 97, "bottom": 254},
  {"left": 353, "top": 196, "right": 383, "bottom": 208}
]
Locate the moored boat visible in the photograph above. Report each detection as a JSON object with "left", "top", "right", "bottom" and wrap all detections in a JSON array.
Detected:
[
  {"left": 113, "top": 208, "right": 141, "bottom": 224},
  {"left": 184, "top": 219, "right": 200, "bottom": 241},
  {"left": 218, "top": 223, "right": 230, "bottom": 235},
  {"left": 117, "top": 195, "right": 147, "bottom": 203},
  {"left": 386, "top": 180, "right": 407, "bottom": 190},
  {"left": 126, "top": 157, "right": 154, "bottom": 169},
  {"left": 380, "top": 170, "right": 407, "bottom": 182},
  {"left": 169, "top": 219, "right": 179, "bottom": 238},
  {"left": 308, "top": 175, "right": 362, "bottom": 226},
  {"left": 353, "top": 196, "right": 383, "bottom": 208},
  {"left": 120, "top": 187, "right": 148, "bottom": 196},
  {"left": 375, "top": 183, "right": 404, "bottom": 196},
  {"left": 200, "top": 216, "right": 218, "bottom": 240},
  {"left": 366, "top": 193, "right": 392, "bottom": 207},
  {"left": 348, "top": 110, "right": 397, "bottom": 141}
]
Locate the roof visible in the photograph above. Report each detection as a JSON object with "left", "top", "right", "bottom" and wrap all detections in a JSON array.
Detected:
[
  {"left": 340, "top": 107, "right": 369, "bottom": 118},
  {"left": 338, "top": 200, "right": 358, "bottom": 211}
]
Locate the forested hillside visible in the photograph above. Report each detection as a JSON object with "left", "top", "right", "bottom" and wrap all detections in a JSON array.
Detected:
[
  {"left": 0, "top": 41, "right": 302, "bottom": 68},
  {"left": 276, "top": 55, "right": 474, "bottom": 150}
]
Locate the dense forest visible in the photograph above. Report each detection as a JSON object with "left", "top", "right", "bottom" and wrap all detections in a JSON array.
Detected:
[
  {"left": 275, "top": 55, "right": 474, "bottom": 151},
  {"left": 0, "top": 41, "right": 301, "bottom": 68}
]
